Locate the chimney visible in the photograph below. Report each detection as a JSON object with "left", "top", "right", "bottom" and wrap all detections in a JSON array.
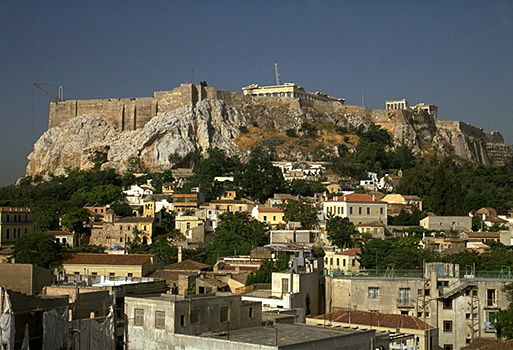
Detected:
[{"left": 178, "top": 245, "right": 183, "bottom": 263}]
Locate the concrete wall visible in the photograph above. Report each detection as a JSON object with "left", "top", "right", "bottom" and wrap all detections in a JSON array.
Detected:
[{"left": 0, "top": 264, "right": 54, "bottom": 294}]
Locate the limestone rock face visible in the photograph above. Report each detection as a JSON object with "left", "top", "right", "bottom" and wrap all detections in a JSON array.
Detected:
[
  {"left": 27, "top": 100, "right": 246, "bottom": 177},
  {"left": 26, "top": 95, "right": 512, "bottom": 178}
]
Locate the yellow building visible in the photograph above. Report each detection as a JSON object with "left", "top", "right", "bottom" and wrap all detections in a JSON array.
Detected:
[
  {"left": 0, "top": 207, "right": 34, "bottom": 246},
  {"left": 59, "top": 253, "right": 160, "bottom": 279},
  {"left": 90, "top": 213, "right": 154, "bottom": 248},
  {"left": 252, "top": 207, "right": 286, "bottom": 227},
  {"left": 324, "top": 248, "right": 361, "bottom": 275}
]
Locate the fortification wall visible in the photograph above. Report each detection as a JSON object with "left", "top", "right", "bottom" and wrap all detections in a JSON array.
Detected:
[{"left": 48, "top": 83, "right": 223, "bottom": 131}]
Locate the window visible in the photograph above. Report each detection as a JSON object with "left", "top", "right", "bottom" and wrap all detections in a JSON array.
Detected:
[
  {"left": 368, "top": 287, "right": 380, "bottom": 299},
  {"left": 109, "top": 272, "right": 115, "bottom": 277},
  {"left": 6, "top": 229, "right": 9, "bottom": 239},
  {"left": 487, "top": 289, "right": 497, "bottom": 306},
  {"left": 220, "top": 306, "right": 229, "bottom": 322},
  {"left": 190, "top": 310, "right": 200, "bottom": 324},
  {"left": 120, "top": 226, "right": 123, "bottom": 230},
  {"left": 155, "top": 311, "right": 165, "bottom": 329},
  {"left": 249, "top": 307, "right": 254, "bottom": 318},
  {"left": 281, "top": 278, "right": 289, "bottom": 293},
  {"left": 443, "top": 320, "right": 453, "bottom": 332},
  {"left": 366, "top": 207, "right": 370, "bottom": 215},
  {"left": 443, "top": 298, "right": 452, "bottom": 309},
  {"left": 127, "top": 273, "right": 133, "bottom": 278},
  {"left": 398, "top": 288, "right": 410, "bottom": 305},
  {"left": 443, "top": 345, "right": 453, "bottom": 350},
  {"left": 358, "top": 207, "right": 362, "bottom": 215},
  {"left": 134, "top": 308, "right": 144, "bottom": 326},
  {"left": 349, "top": 207, "right": 353, "bottom": 215},
  {"left": 352, "top": 259, "right": 355, "bottom": 266},
  {"left": 263, "top": 216, "right": 267, "bottom": 222},
  {"left": 180, "top": 314, "right": 186, "bottom": 327},
  {"left": 380, "top": 208, "right": 384, "bottom": 215},
  {"left": 336, "top": 258, "right": 339, "bottom": 266}
]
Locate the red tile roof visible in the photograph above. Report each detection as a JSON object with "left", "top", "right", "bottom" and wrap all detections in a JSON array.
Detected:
[
  {"left": 312, "top": 309, "right": 433, "bottom": 330},
  {"left": 327, "top": 193, "right": 385, "bottom": 203},
  {"left": 258, "top": 207, "right": 284, "bottom": 213},
  {"left": 462, "top": 337, "right": 513, "bottom": 350},
  {"left": 335, "top": 248, "right": 361, "bottom": 256},
  {"left": 163, "top": 259, "right": 209, "bottom": 271},
  {"left": 60, "top": 253, "right": 152, "bottom": 266}
]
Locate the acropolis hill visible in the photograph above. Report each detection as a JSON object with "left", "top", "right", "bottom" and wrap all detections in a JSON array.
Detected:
[{"left": 27, "top": 83, "right": 512, "bottom": 177}]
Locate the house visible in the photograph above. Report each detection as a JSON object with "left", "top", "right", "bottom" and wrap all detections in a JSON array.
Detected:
[
  {"left": 46, "top": 230, "right": 77, "bottom": 248},
  {"left": 308, "top": 309, "right": 437, "bottom": 350},
  {"left": 266, "top": 193, "right": 298, "bottom": 208},
  {"left": 152, "top": 257, "right": 209, "bottom": 295},
  {"left": 0, "top": 207, "right": 34, "bottom": 247},
  {"left": 326, "top": 262, "right": 512, "bottom": 349},
  {"left": 382, "top": 194, "right": 423, "bottom": 215},
  {"left": 207, "top": 191, "right": 255, "bottom": 213},
  {"left": 420, "top": 216, "right": 472, "bottom": 232},
  {"left": 59, "top": 253, "right": 161, "bottom": 279},
  {"left": 174, "top": 213, "right": 207, "bottom": 248},
  {"left": 463, "top": 337, "right": 513, "bottom": 350},
  {"left": 322, "top": 193, "right": 387, "bottom": 225},
  {"left": 324, "top": 248, "right": 361, "bottom": 275},
  {"left": 173, "top": 192, "right": 204, "bottom": 212},
  {"left": 84, "top": 202, "right": 108, "bottom": 219},
  {"left": 123, "top": 184, "right": 154, "bottom": 205},
  {"left": 251, "top": 206, "right": 286, "bottom": 227}
]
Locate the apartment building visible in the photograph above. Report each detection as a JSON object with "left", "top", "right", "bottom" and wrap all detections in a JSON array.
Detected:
[{"left": 326, "top": 262, "right": 512, "bottom": 349}]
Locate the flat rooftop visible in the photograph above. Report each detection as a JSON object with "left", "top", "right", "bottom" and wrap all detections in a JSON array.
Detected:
[{"left": 203, "top": 323, "right": 372, "bottom": 347}]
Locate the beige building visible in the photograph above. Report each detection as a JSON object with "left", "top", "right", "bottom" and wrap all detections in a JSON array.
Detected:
[
  {"left": 0, "top": 207, "right": 34, "bottom": 246},
  {"left": 324, "top": 248, "right": 361, "bottom": 275},
  {"left": 90, "top": 212, "right": 154, "bottom": 248},
  {"left": 0, "top": 263, "right": 54, "bottom": 294},
  {"left": 208, "top": 191, "right": 255, "bottom": 213},
  {"left": 382, "top": 194, "right": 423, "bottom": 215},
  {"left": 420, "top": 216, "right": 472, "bottom": 232},
  {"left": 322, "top": 193, "right": 387, "bottom": 225},
  {"left": 59, "top": 253, "right": 160, "bottom": 279},
  {"left": 326, "top": 262, "right": 512, "bottom": 349}
]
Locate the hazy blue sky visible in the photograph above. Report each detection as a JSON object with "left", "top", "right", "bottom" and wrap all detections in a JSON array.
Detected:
[{"left": 1, "top": 1, "right": 513, "bottom": 186}]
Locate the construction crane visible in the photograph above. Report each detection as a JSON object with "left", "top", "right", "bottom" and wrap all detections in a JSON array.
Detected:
[
  {"left": 32, "top": 82, "right": 64, "bottom": 101},
  {"left": 274, "top": 63, "right": 281, "bottom": 85}
]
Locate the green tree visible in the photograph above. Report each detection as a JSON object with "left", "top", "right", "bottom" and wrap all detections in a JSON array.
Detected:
[
  {"left": 246, "top": 254, "right": 290, "bottom": 285},
  {"left": 288, "top": 179, "right": 325, "bottom": 197},
  {"left": 282, "top": 199, "right": 318, "bottom": 229},
  {"left": 326, "top": 216, "right": 359, "bottom": 249},
  {"left": 110, "top": 202, "right": 133, "bottom": 217},
  {"left": 494, "top": 282, "right": 513, "bottom": 338},
  {"left": 14, "top": 232, "right": 62, "bottom": 268},
  {"left": 206, "top": 212, "right": 268, "bottom": 265},
  {"left": 60, "top": 208, "right": 91, "bottom": 233},
  {"left": 235, "top": 147, "right": 286, "bottom": 203}
]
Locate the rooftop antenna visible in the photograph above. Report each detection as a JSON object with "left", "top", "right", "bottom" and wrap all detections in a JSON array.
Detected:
[{"left": 274, "top": 63, "right": 281, "bottom": 85}]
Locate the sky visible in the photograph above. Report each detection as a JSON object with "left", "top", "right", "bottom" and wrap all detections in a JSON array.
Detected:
[{"left": 1, "top": 0, "right": 513, "bottom": 186}]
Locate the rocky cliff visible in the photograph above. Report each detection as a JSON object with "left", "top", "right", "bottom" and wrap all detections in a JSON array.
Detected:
[{"left": 26, "top": 90, "right": 512, "bottom": 178}]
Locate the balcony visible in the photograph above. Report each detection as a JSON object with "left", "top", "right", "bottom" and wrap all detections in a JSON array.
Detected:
[{"left": 397, "top": 298, "right": 413, "bottom": 308}]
